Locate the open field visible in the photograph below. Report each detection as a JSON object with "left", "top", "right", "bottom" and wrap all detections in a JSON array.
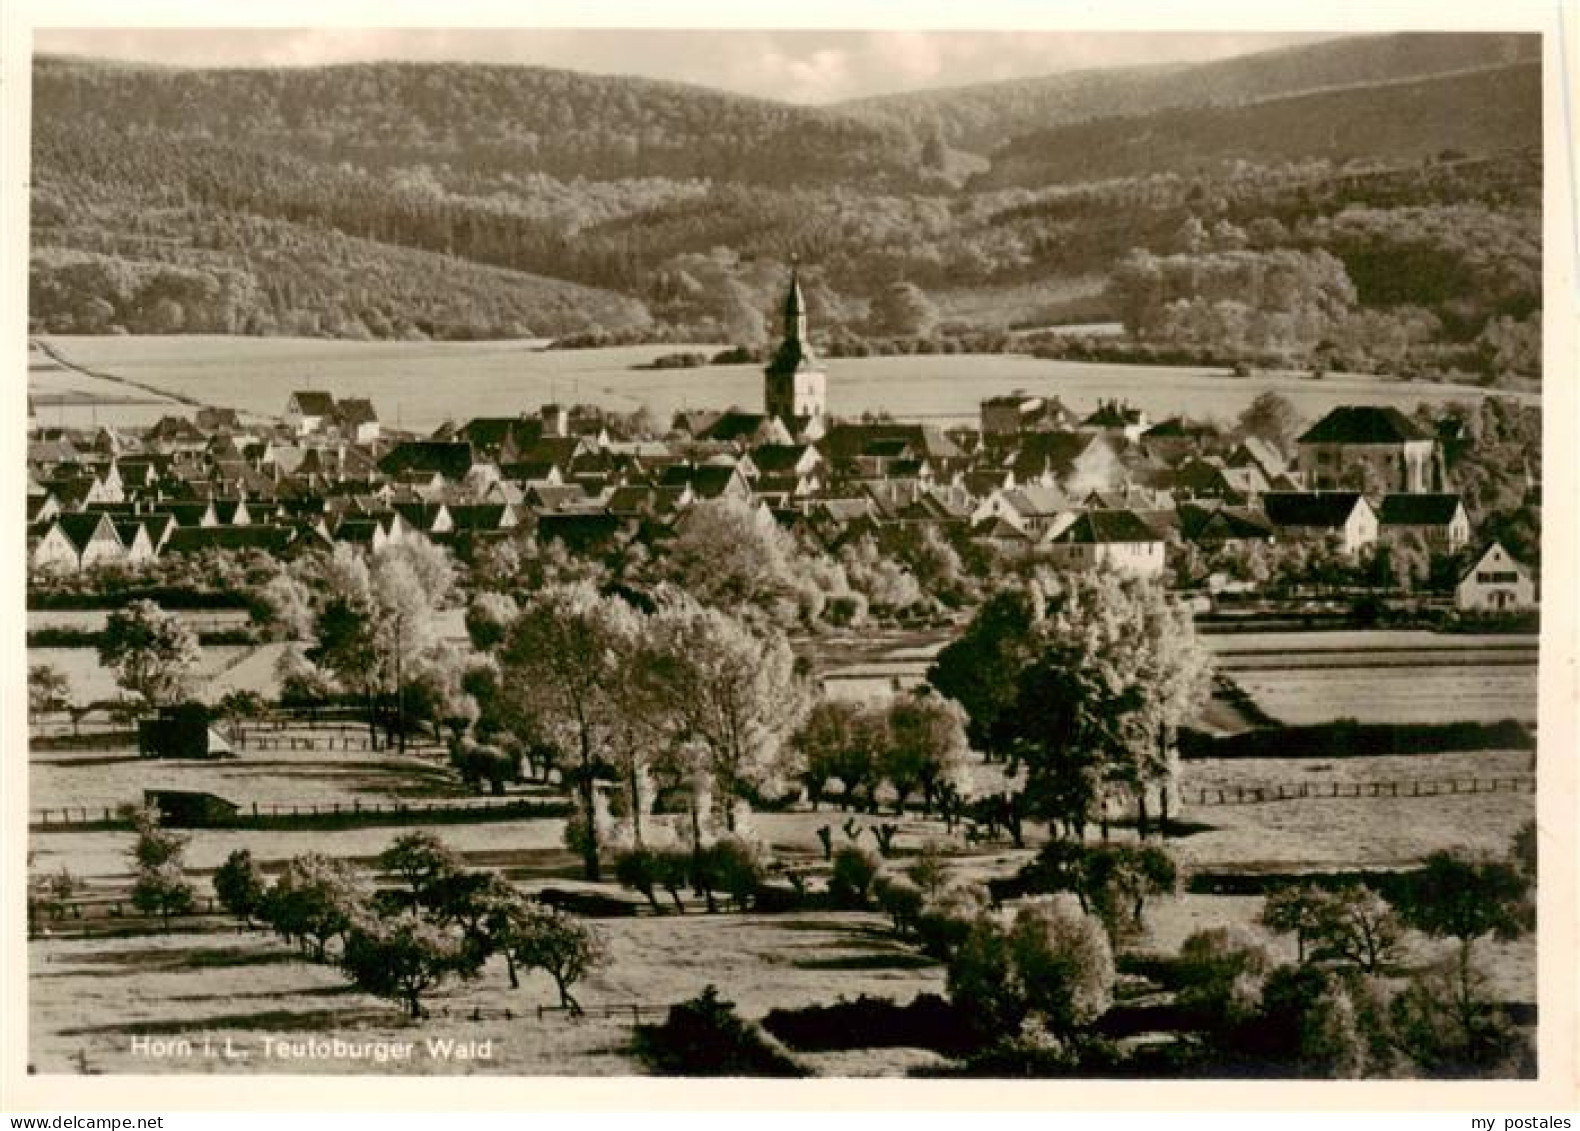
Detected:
[
  {"left": 40, "top": 335, "right": 1537, "bottom": 433},
  {"left": 28, "top": 609, "right": 254, "bottom": 633},
  {"left": 27, "top": 908, "right": 946, "bottom": 1076},
  {"left": 30, "top": 742, "right": 471, "bottom": 816},
  {"left": 28, "top": 732, "right": 1538, "bottom": 1075},
  {"left": 30, "top": 646, "right": 265, "bottom": 706},
  {"left": 1230, "top": 665, "right": 1537, "bottom": 726}
]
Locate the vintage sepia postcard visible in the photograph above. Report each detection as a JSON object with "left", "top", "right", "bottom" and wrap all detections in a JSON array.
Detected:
[{"left": 2, "top": 0, "right": 1575, "bottom": 1114}]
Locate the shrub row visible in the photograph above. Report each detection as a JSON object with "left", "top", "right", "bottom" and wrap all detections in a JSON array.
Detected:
[{"left": 1178, "top": 718, "right": 1534, "bottom": 760}]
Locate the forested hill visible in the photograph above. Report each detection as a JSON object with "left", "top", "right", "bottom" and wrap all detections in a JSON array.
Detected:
[
  {"left": 31, "top": 55, "right": 925, "bottom": 189},
  {"left": 974, "top": 60, "right": 1543, "bottom": 190},
  {"left": 840, "top": 32, "right": 1540, "bottom": 155},
  {"left": 29, "top": 39, "right": 1543, "bottom": 368}
]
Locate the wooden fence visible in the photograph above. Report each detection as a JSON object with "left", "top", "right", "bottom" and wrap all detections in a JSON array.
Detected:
[
  {"left": 1192, "top": 774, "right": 1536, "bottom": 807},
  {"left": 31, "top": 794, "right": 547, "bottom": 830}
]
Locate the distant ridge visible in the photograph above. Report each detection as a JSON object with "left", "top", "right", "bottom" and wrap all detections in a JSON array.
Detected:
[{"left": 840, "top": 32, "right": 1539, "bottom": 154}]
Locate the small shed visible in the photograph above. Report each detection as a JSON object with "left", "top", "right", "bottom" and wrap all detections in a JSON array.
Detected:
[
  {"left": 138, "top": 702, "right": 235, "bottom": 759},
  {"left": 142, "top": 790, "right": 241, "bottom": 828}
]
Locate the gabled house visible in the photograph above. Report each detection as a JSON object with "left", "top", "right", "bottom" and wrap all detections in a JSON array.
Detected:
[
  {"left": 1228, "top": 437, "right": 1289, "bottom": 482},
  {"left": 211, "top": 499, "right": 253, "bottom": 527},
  {"left": 447, "top": 504, "right": 519, "bottom": 535},
  {"left": 195, "top": 407, "right": 243, "bottom": 433},
  {"left": 334, "top": 398, "right": 381, "bottom": 444},
  {"left": 750, "top": 444, "right": 823, "bottom": 480},
  {"left": 165, "top": 501, "right": 220, "bottom": 528},
  {"left": 1178, "top": 502, "right": 1276, "bottom": 549},
  {"left": 1140, "top": 417, "right": 1219, "bottom": 465},
  {"left": 1377, "top": 493, "right": 1471, "bottom": 552},
  {"left": 1262, "top": 492, "right": 1378, "bottom": 556},
  {"left": 31, "top": 513, "right": 125, "bottom": 573},
  {"left": 1043, "top": 509, "right": 1166, "bottom": 578},
  {"left": 1455, "top": 542, "right": 1537, "bottom": 613},
  {"left": 112, "top": 520, "right": 159, "bottom": 564},
  {"left": 393, "top": 501, "right": 455, "bottom": 536},
  {"left": 1002, "top": 431, "right": 1128, "bottom": 496},
  {"left": 658, "top": 463, "right": 752, "bottom": 501},
  {"left": 379, "top": 441, "right": 487, "bottom": 486},
  {"left": 284, "top": 391, "right": 337, "bottom": 436},
  {"left": 1173, "top": 457, "right": 1269, "bottom": 506},
  {"left": 970, "top": 485, "right": 1074, "bottom": 537}
]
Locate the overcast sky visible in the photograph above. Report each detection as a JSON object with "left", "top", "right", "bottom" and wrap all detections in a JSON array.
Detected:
[{"left": 32, "top": 28, "right": 1340, "bottom": 104}]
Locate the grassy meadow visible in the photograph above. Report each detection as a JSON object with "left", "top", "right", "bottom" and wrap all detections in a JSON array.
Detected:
[
  {"left": 28, "top": 746, "right": 1537, "bottom": 1076},
  {"left": 36, "top": 335, "right": 1538, "bottom": 433}
]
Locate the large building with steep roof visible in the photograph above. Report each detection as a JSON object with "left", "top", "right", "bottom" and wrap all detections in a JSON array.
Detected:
[{"left": 1296, "top": 405, "right": 1437, "bottom": 494}]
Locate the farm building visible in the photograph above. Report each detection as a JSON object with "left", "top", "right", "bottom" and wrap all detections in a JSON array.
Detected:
[
  {"left": 143, "top": 790, "right": 241, "bottom": 828},
  {"left": 1456, "top": 542, "right": 1537, "bottom": 612},
  {"left": 138, "top": 703, "right": 235, "bottom": 760}
]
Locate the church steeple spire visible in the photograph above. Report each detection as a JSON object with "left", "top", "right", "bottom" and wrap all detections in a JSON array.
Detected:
[
  {"left": 783, "top": 261, "right": 808, "bottom": 346},
  {"left": 763, "top": 259, "right": 826, "bottom": 423}
]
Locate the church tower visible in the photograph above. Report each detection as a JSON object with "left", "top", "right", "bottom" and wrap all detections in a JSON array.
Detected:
[{"left": 763, "top": 266, "right": 827, "bottom": 422}]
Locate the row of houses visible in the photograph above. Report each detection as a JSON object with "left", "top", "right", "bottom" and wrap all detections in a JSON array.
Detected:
[
  {"left": 25, "top": 399, "right": 1480, "bottom": 580},
  {"left": 24, "top": 274, "right": 1531, "bottom": 609}
]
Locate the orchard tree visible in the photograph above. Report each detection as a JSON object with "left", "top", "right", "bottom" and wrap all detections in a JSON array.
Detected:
[
  {"left": 927, "top": 583, "right": 1045, "bottom": 755},
  {"left": 28, "top": 663, "right": 72, "bottom": 734},
  {"left": 988, "top": 572, "right": 1211, "bottom": 839},
  {"left": 499, "top": 583, "right": 641, "bottom": 881},
  {"left": 378, "top": 831, "right": 464, "bottom": 903},
  {"left": 946, "top": 901, "right": 1114, "bottom": 1044},
  {"left": 792, "top": 700, "right": 885, "bottom": 811},
  {"left": 882, "top": 691, "right": 970, "bottom": 815},
  {"left": 262, "top": 853, "right": 366, "bottom": 960},
  {"left": 340, "top": 910, "right": 479, "bottom": 1019},
  {"left": 1394, "top": 850, "right": 1533, "bottom": 1038},
  {"left": 661, "top": 498, "right": 822, "bottom": 628},
  {"left": 465, "top": 592, "right": 519, "bottom": 652},
  {"left": 99, "top": 600, "right": 201, "bottom": 711},
  {"left": 502, "top": 904, "right": 609, "bottom": 1015},
  {"left": 213, "top": 848, "right": 268, "bottom": 928},
  {"left": 642, "top": 596, "right": 809, "bottom": 831},
  {"left": 131, "top": 861, "right": 195, "bottom": 930}
]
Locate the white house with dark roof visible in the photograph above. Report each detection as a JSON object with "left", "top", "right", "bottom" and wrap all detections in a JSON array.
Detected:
[
  {"left": 1043, "top": 509, "right": 1166, "bottom": 578},
  {"left": 1456, "top": 542, "right": 1536, "bottom": 612},
  {"left": 284, "top": 391, "right": 337, "bottom": 436},
  {"left": 1378, "top": 493, "right": 1471, "bottom": 552},
  {"left": 1262, "top": 492, "right": 1379, "bottom": 556},
  {"left": 30, "top": 513, "right": 125, "bottom": 573}
]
